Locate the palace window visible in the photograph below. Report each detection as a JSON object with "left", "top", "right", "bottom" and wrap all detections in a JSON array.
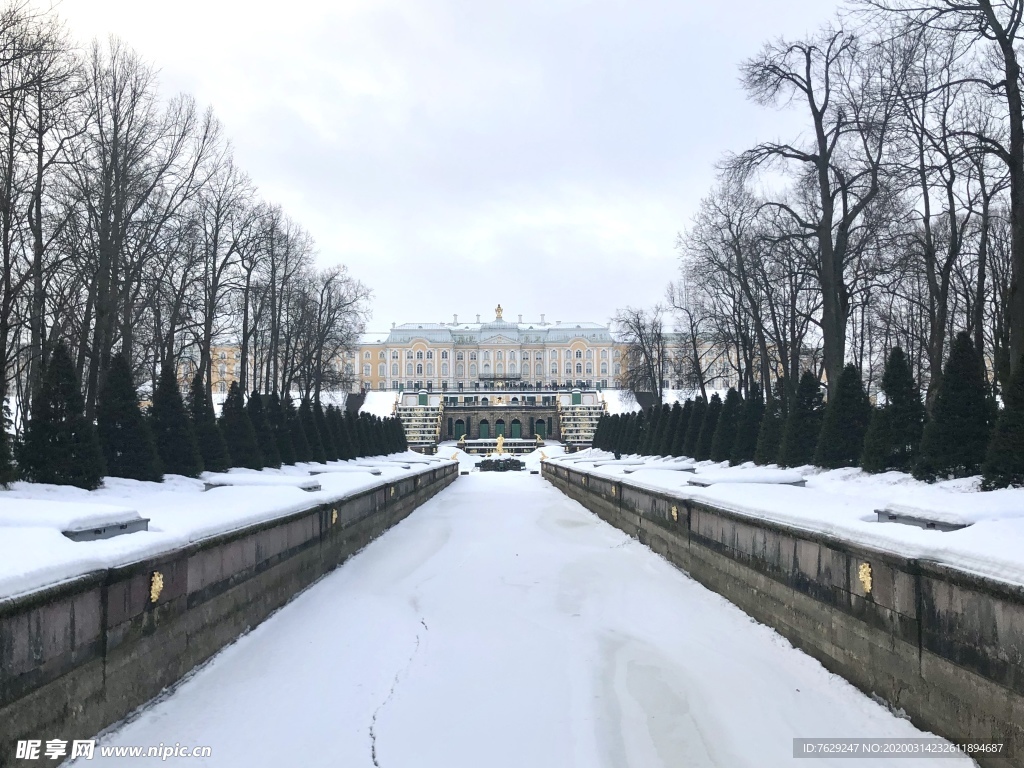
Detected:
[
  {"left": 346, "top": 364, "right": 354, "bottom": 374},
  {"left": 585, "top": 363, "right": 592, "bottom": 374},
  {"left": 417, "top": 364, "right": 424, "bottom": 375},
  {"left": 550, "top": 350, "right": 557, "bottom": 360},
  {"left": 220, "top": 352, "right": 227, "bottom": 360},
  {"left": 441, "top": 351, "right": 448, "bottom": 359},
  {"left": 483, "top": 363, "right": 492, "bottom": 374},
  {"left": 613, "top": 350, "right": 621, "bottom": 359},
  {"left": 586, "top": 349, "right": 593, "bottom": 359},
  {"left": 614, "top": 364, "right": 621, "bottom": 374},
  {"left": 364, "top": 351, "right": 371, "bottom": 359},
  {"left": 416, "top": 351, "right": 423, "bottom": 359},
  {"left": 470, "top": 352, "right": 477, "bottom": 361},
  {"left": 378, "top": 363, "right": 386, "bottom": 376},
  {"left": 575, "top": 350, "right": 582, "bottom": 359},
  {"left": 427, "top": 363, "right": 434, "bottom": 375},
  {"left": 601, "top": 363, "right": 608, "bottom": 374},
  {"left": 406, "top": 351, "right": 413, "bottom": 359},
  {"left": 392, "top": 363, "right": 399, "bottom": 376},
  {"left": 219, "top": 364, "right": 226, "bottom": 376},
  {"left": 406, "top": 363, "right": 413, "bottom": 375},
  {"left": 470, "top": 364, "right": 477, "bottom": 376},
  {"left": 601, "top": 349, "right": 608, "bottom": 359},
  {"left": 535, "top": 363, "right": 542, "bottom": 375},
  {"left": 509, "top": 363, "right": 517, "bottom": 375},
  {"left": 363, "top": 365, "right": 371, "bottom": 376},
  {"left": 442, "top": 363, "right": 449, "bottom": 376},
  {"left": 392, "top": 351, "right": 399, "bottom": 359},
  {"left": 496, "top": 350, "right": 503, "bottom": 361},
  {"left": 550, "top": 364, "right": 557, "bottom": 374},
  {"left": 218, "top": 381, "right": 226, "bottom": 393},
  {"left": 457, "top": 351, "right": 464, "bottom": 360},
  {"left": 379, "top": 351, "right": 386, "bottom": 359},
  {"left": 576, "top": 363, "right": 583, "bottom": 374},
  {"left": 496, "top": 363, "right": 504, "bottom": 375},
  {"left": 483, "top": 350, "right": 490, "bottom": 360},
  {"left": 565, "top": 364, "right": 571, "bottom": 375},
  {"left": 457, "top": 363, "right": 464, "bottom": 377},
  {"left": 535, "top": 351, "right": 542, "bottom": 360},
  {"left": 427, "top": 351, "right": 433, "bottom": 359}
]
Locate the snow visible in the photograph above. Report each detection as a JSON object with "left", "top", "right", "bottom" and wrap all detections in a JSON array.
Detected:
[
  {"left": 0, "top": 454, "right": 454, "bottom": 601},
  {"left": 201, "top": 473, "right": 322, "bottom": 491},
  {"left": 360, "top": 390, "right": 399, "bottom": 417},
  {"left": 550, "top": 451, "right": 1024, "bottom": 588},
  {"left": 74, "top": 474, "right": 971, "bottom": 768},
  {"left": 0, "top": 498, "right": 143, "bottom": 531}
]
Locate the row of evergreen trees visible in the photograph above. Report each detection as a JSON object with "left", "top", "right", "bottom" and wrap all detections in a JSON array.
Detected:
[
  {"left": 592, "top": 332, "right": 1024, "bottom": 490},
  {"left": 0, "top": 342, "right": 408, "bottom": 490}
]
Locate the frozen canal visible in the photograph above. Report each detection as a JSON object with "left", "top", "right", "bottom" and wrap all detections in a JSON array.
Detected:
[{"left": 81, "top": 474, "right": 972, "bottom": 767}]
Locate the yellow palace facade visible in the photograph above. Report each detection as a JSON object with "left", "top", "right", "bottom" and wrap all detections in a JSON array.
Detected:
[{"left": 353, "top": 306, "right": 625, "bottom": 392}]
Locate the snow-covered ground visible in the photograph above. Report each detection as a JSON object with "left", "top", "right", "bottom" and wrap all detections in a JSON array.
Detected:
[
  {"left": 551, "top": 450, "right": 1024, "bottom": 588},
  {"left": 0, "top": 453, "right": 451, "bottom": 601},
  {"left": 75, "top": 474, "right": 970, "bottom": 768}
]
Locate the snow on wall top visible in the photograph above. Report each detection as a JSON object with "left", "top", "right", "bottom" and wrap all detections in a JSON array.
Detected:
[{"left": 360, "top": 391, "right": 399, "bottom": 417}]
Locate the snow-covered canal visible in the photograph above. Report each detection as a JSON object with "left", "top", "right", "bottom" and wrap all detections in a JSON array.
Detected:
[{"left": 81, "top": 474, "right": 971, "bottom": 767}]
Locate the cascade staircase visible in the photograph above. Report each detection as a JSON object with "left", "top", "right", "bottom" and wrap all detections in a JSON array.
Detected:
[
  {"left": 396, "top": 400, "right": 444, "bottom": 452},
  {"left": 557, "top": 401, "right": 605, "bottom": 448}
]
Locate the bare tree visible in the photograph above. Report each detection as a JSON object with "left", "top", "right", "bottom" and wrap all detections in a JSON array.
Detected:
[{"left": 614, "top": 306, "right": 668, "bottom": 406}]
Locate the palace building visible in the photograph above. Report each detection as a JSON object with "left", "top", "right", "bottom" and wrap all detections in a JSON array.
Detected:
[{"left": 353, "top": 305, "right": 625, "bottom": 393}]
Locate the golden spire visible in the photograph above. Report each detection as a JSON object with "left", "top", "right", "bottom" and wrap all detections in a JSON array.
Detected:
[{"left": 495, "top": 304, "right": 503, "bottom": 320}]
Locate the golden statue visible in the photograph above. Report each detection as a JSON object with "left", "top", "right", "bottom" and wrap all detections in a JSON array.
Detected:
[
  {"left": 495, "top": 304, "right": 503, "bottom": 320},
  {"left": 495, "top": 434, "right": 505, "bottom": 454}
]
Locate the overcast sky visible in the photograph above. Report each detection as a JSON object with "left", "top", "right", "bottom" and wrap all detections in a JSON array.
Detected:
[{"left": 55, "top": 0, "right": 841, "bottom": 331}]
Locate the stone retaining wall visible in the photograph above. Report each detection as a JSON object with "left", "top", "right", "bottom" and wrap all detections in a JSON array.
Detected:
[
  {"left": 543, "top": 461, "right": 1024, "bottom": 768},
  {"left": 0, "top": 463, "right": 457, "bottom": 763}
]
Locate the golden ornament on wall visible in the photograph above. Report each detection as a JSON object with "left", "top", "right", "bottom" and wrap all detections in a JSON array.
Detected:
[
  {"left": 671, "top": 505, "right": 678, "bottom": 522},
  {"left": 332, "top": 508, "right": 338, "bottom": 525},
  {"left": 858, "top": 562, "right": 873, "bottom": 594},
  {"left": 149, "top": 571, "right": 164, "bottom": 603}
]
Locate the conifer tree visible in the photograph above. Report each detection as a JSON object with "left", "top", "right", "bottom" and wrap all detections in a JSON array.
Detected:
[
  {"left": 982, "top": 355, "right": 1024, "bottom": 489},
  {"left": 639, "top": 406, "right": 657, "bottom": 454},
  {"left": 151, "top": 364, "right": 202, "bottom": 477},
  {"left": 268, "top": 393, "right": 296, "bottom": 465},
  {"left": 0, "top": 400, "right": 16, "bottom": 486},
  {"left": 594, "top": 414, "right": 609, "bottom": 450},
  {"left": 651, "top": 404, "right": 672, "bottom": 455},
  {"left": 314, "top": 401, "right": 338, "bottom": 461},
  {"left": 20, "top": 343, "right": 105, "bottom": 489},
  {"left": 395, "top": 415, "right": 408, "bottom": 451},
  {"left": 710, "top": 388, "right": 742, "bottom": 462},
  {"left": 731, "top": 387, "right": 764, "bottom": 464},
  {"left": 914, "top": 332, "right": 991, "bottom": 481},
  {"left": 219, "top": 382, "right": 263, "bottom": 470},
  {"left": 324, "top": 405, "right": 345, "bottom": 459},
  {"left": 660, "top": 402, "right": 683, "bottom": 456},
  {"left": 299, "top": 398, "right": 327, "bottom": 463},
  {"left": 624, "top": 411, "right": 643, "bottom": 454},
  {"left": 339, "top": 411, "right": 360, "bottom": 459},
  {"left": 189, "top": 373, "right": 231, "bottom": 472},
  {"left": 695, "top": 393, "right": 722, "bottom": 461},
  {"left": 97, "top": 352, "right": 163, "bottom": 481},
  {"left": 815, "top": 364, "right": 872, "bottom": 468},
  {"left": 754, "top": 394, "right": 784, "bottom": 465},
  {"left": 284, "top": 395, "right": 311, "bottom": 462},
  {"left": 671, "top": 399, "right": 693, "bottom": 457},
  {"left": 247, "top": 391, "right": 281, "bottom": 469},
  {"left": 683, "top": 396, "right": 706, "bottom": 457},
  {"left": 778, "top": 372, "right": 824, "bottom": 467},
  {"left": 861, "top": 348, "right": 923, "bottom": 473}
]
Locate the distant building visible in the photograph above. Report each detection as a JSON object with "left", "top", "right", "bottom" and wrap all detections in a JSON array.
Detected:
[{"left": 356, "top": 305, "right": 626, "bottom": 392}]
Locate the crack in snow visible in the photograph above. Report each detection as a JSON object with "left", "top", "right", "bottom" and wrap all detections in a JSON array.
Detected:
[{"left": 369, "top": 617, "right": 428, "bottom": 767}]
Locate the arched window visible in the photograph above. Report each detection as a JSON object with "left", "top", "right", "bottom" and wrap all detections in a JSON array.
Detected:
[
  {"left": 363, "top": 364, "right": 371, "bottom": 376},
  {"left": 406, "top": 363, "right": 413, "bottom": 376},
  {"left": 219, "top": 364, "right": 226, "bottom": 376},
  {"left": 406, "top": 351, "right": 413, "bottom": 359},
  {"left": 550, "top": 350, "right": 558, "bottom": 360},
  {"left": 585, "top": 363, "right": 592, "bottom": 374},
  {"left": 457, "top": 351, "right": 464, "bottom": 360},
  {"left": 483, "top": 350, "right": 490, "bottom": 360},
  {"left": 441, "top": 351, "right": 449, "bottom": 359},
  {"left": 379, "top": 363, "right": 386, "bottom": 376},
  {"left": 496, "top": 350, "right": 503, "bottom": 361},
  {"left": 470, "top": 364, "right": 477, "bottom": 376},
  {"left": 457, "top": 363, "right": 464, "bottom": 377},
  {"left": 536, "top": 363, "right": 542, "bottom": 375},
  {"left": 470, "top": 352, "right": 477, "bottom": 360},
  {"left": 613, "top": 349, "right": 621, "bottom": 359},
  {"left": 551, "top": 364, "right": 558, "bottom": 374},
  {"left": 392, "top": 350, "right": 399, "bottom": 359},
  {"left": 364, "top": 351, "right": 371, "bottom": 359},
  {"left": 576, "top": 363, "right": 583, "bottom": 374},
  {"left": 535, "top": 351, "right": 542, "bottom": 360},
  {"left": 601, "top": 349, "right": 608, "bottom": 359},
  {"left": 565, "top": 364, "right": 571, "bottom": 375},
  {"left": 575, "top": 350, "right": 582, "bottom": 359},
  {"left": 586, "top": 349, "right": 593, "bottom": 359},
  {"left": 496, "top": 363, "right": 504, "bottom": 375},
  {"left": 416, "top": 351, "right": 423, "bottom": 359},
  {"left": 379, "top": 351, "right": 386, "bottom": 359},
  {"left": 484, "top": 363, "right": 492, "bottom": 374},
  {"left": 509, "top": 351, "right": 516, "bottom": 361},
  {"left": 614, "top": 364, "right": 621, "bottom": 374},
  {"left": 509, "top": 363, "right": 517, "bottom": 375},
  {"left": 220, "top": 352, "right": 227, "bottom": 360},
  {"left": 417, "top": 363, "right": 424, "bottom": 375},
  {"left": 392, "top": 363, "right": 399, "bottom": 376},
  {"left": 442, "top": 363, "right": 449, "bottom": 376},
  {"left": 426, "top": 363, "right": 434, "bottom": 375},
  {"left": 600, "top": 363, "right": 608, "bottom": 374}
]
